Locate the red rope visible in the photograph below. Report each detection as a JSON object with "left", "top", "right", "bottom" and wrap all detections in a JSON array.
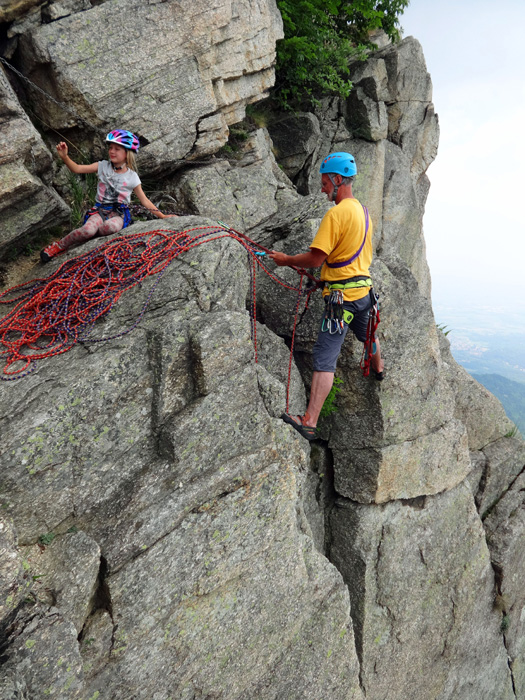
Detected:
[
  {"left": 251, "top": 252, "right": 258, "bottom": 364},
  {"left": 0, "top": 225, "right": 316, "bottom": 380},
  {"left": 286, "top": 274, "right": 304, "bottom": 413}
]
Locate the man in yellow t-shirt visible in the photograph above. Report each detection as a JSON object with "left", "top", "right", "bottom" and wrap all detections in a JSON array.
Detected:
[{"left": 269, "top": 151, "right": 384, "bottom": 441}]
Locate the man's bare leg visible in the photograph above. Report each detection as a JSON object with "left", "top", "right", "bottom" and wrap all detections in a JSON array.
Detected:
[
  {"left": 371, "top": 337, "right": 384, "bottom": 374},
  {"left": 288, "top": 370, "right": 334, "bottom": 428}
]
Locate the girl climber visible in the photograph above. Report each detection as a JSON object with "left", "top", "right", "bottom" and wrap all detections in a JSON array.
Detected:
[{"left": 40, "top": 129, "right": 176, "bottom": 263}]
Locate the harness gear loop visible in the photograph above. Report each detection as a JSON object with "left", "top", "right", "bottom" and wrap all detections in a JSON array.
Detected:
[{"left": 322, "top": 289, "right": 344, "bottom": 335}]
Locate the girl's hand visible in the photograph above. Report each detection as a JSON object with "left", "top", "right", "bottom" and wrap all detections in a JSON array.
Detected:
[{"left": 56, "top": 142, "right": 68, "bottom": 159}]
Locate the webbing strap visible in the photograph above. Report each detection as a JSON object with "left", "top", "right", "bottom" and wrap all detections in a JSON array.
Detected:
[
  {"left": 325, "top": 277, "right": 372, "bottom": 291},
  {"left": 325, "top": 204, "right": 369, "bottom": 269}
]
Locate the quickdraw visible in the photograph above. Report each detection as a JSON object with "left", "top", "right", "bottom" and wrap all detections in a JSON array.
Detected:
[{"left": 322, "top": 289, "right": 345, "bottom": 334}]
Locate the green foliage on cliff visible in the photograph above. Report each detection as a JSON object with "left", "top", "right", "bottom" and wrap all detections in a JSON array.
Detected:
[
  {"left": 274, "top": 0, "right": 409, "bottom": 108},
  {"left": 320, "top": 377, "right": 344, "bottom": 418}
]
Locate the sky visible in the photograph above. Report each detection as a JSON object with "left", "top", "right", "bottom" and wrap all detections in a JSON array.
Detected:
[{"left": 398, "top": 0, "right": 525, "bottom": 308}]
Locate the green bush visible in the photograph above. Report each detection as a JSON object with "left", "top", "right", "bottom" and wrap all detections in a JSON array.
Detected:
[
  {"left": 320, "top": 377, "right": 344, "bottom": 417},
  {"left": 274, "top": 0, "right": 409, "bottom": 109}
]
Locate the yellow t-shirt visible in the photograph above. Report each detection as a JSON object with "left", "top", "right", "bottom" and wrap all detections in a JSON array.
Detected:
[{"left": 310, "top": 197, "right": 373, "bottom": 301}]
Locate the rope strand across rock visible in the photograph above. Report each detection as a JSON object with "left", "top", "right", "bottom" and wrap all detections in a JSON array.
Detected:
[{"left": 0, "top": 225, "right": 318, "bottom": 388}]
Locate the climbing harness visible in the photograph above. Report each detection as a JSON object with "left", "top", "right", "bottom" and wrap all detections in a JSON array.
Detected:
[
  {"left": 84, "top": 202, "right": 132, "bottom": 229},
  {"left": 360, "top": 289, "right": 380, "bottom": 378}
]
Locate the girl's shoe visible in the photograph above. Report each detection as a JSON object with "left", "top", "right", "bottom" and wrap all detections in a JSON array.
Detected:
[{"left": 40, "top": 241, "right": 66, "bottom": 263}]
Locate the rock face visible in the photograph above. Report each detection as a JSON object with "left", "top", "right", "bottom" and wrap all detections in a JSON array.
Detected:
[
  {"left": 0, "top": 0, "right": 282, "bottom": 252},
  {"left": 0, "top": 219, "right": 363, "bottom": 700},
  {"left": 268, "top": 37, "right": 439, "bottom": 298},
  {"left": 1, "top": 14, "right": 524, "bottom": 700},
  {"left": 14, "top": 0, "right": 283, "bottom": 171},
  {"left": 0, "top": 66, "right": 70, "bottom": 253}
]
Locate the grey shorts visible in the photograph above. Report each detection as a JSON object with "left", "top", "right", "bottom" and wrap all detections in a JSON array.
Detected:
[{"left": 312, "top": 294, "right": 372, "bottom": 372}]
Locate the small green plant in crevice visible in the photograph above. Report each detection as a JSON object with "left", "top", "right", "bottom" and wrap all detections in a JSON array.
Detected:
[
  {"left": 504, "top": 425, "right": 519, "bottom": 439},
  {"left": 69, "top": 171, "right": 98, "bottom": 229},
  {"left": 320, "top": 377, "right": 343, "bottom": 418},
  {"left": 219, "top": 120, "right": 256, "bottom": 159},
  {"left": 436, "top": 324, "right": 452, "bottom": 336},
  {"left": 245, "top": 102, "right": 274, "bottom": 129},
  {"left": 38, "top": 532, "right": 56, "bottom": 546},
  {"left": 501, "top": 615, "right": 510, "bottom": 633}
]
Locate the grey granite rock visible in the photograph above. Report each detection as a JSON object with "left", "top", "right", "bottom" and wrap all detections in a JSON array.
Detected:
[
  {"left": 330, "top": 483, "right": 515, "bottom": 700},
  {"left": 170, "top": 129, "right": 289, "bottom": 232},
  {"left": 484, "top": 470, "right": 525, "bottom": 697},
  {"left": 16, "top": 0, "right": 283, "bottom": 173},
  {"left": 1, "top": 18, "right": 525, "bottom": 700},
  {"left": 0, "top": 216, "right": 364, "bottom": 699},
  {"left": 476, "top": 436, "right": 525, "bottom": 517},
  {"left": 21, "top": 530, "right": 101, "bottom": 634},
  {"left": 267, "top": 112, "right": 321, "bottom": 181},
  {"left": 82, "top": 466, "right": 364, "bottom": 700},
  {"left": 0, "top": 66, "right": 70, "bottom": 253},
  {"left": 0, "top": 609, "right": 84, "bottom": 699}
]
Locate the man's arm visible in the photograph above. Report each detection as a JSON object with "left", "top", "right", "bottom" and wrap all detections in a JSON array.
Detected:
[{"left": 268, "top": 247, "right": 327, "bottom": 268}]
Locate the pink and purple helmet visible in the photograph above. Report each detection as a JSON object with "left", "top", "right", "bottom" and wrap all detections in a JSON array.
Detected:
[{"left": 106, "top": 129, "right": 140, "bottom": 152}]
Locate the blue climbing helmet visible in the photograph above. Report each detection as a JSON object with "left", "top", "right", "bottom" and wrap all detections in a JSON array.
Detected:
[
  {"left": 106, "top": 129, "right": 140, "bottom": 152},
  {"left": 319, "top": 152, "right": 357, "bottom": 177}
]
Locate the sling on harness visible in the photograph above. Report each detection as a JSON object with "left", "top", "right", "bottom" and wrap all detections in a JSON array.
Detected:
[
  {"left": 360, "top": 288, "right": 380, "bottom": 378},
  {"left": 324, "top": 205, "right": 369, "bottom": 268},
  {"left": 84, "top": 202, "right": 133, "bottom": 228}
]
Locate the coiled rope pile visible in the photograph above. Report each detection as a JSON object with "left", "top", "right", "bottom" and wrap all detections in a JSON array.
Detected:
[{"left": 0, "top": 224, "right": 319, "bottom": 410}]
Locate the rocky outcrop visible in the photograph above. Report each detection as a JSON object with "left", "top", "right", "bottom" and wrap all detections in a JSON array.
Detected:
[
  {"left": 0, "top": 218, "right": 363, "bottom": 700},
  {"left": 1, "top": 16, "right": 524, "bottom": 700},
  {"left": 0, "top": 0, "right": 283, "bottom": 254},
  {"left": 12, "top": 0, "right": 283, "bottom": 170},
  {"left": 267, "top": 38, "right": 439, "bottom": 298},
  {"left": 0, "top": 65, "right": 70, "bottom": 251}
]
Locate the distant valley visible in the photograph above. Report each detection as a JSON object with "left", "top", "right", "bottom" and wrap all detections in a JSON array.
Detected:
[{"left": 433, "top": 280, "right": 525, "bottom": 436}]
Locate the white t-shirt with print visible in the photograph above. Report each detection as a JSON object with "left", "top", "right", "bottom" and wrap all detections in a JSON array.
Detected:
[{"left": 96, "top": 160, "right": 141, "bottom": 206}]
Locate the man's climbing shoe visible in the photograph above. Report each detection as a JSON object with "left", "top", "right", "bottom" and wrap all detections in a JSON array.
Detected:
[
  {"left": 373, "top": 369, "right": 384, "bottom": 381},
  {"left": 281, "top": 413, "right": 317, "bottom": 441},
  {"left": 40, "top": 241, "right": 65, "bottom": 264}
]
